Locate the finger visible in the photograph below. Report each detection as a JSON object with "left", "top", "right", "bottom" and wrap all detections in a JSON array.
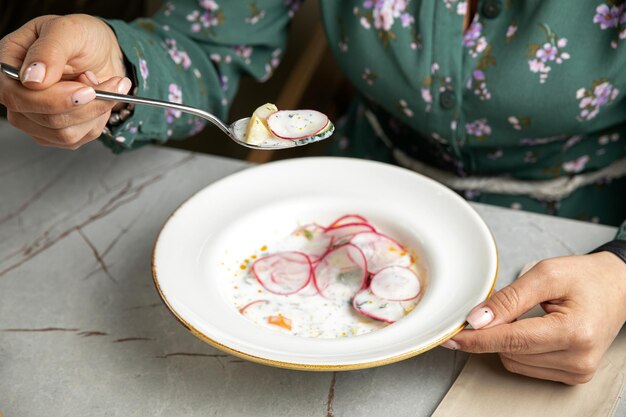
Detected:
[
  {"left": 20, "top": 76, "right": 129, "bottom": 129},
  {"left": 500, "top": 355, "right": 594, "bottom": 385},
  {"left": 29, "top": 112, "right": 107, "bottom": 150},
  {"left": 19, "top": 16, "right": 91, "bottom": 89},
  {"left": 449, "top": 314, "right": 570, "bottom": 354},
  {"left": 0, "top": 16, "right": 57, "bottom": 68},
  {"left": 500, "top": 351, "right": 600, "bottom": 375},
  {"left": 81, "top": 71, "right": 99, "bottom": 86},
  {"left": 1, "top": 79, "right": 95, "bottom": 114},
  {"left": 7, "top": 110, "right": 96, "bottom": 146},
  {"left": 465, "top": 259, "right": 566, "bottom": 330}
]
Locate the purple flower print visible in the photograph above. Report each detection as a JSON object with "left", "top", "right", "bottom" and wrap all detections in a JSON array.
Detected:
[
  {"left": 463, "top": 22, "right": 488, "bottom": 58},
  {"left": 463, "top": 22, "right": 482, "bottom": 47},
  {"left": 527, "top": 24, "right": 569, "bottom": 83},
  {"left": 594, "top": 4, "right": 620, "bottom": 29},
  {"left": 165, "top": 83, "right": 183, "bottom": 123},
  {"left": 165, "top": 38, "right": 192, "bottom": 70},
  {"left": 465, "top": 118, "right": 491, "bottom": 140},
  {"left": 187, "top": 1, "right": 223, "bottom": 33},
  {"left": 354, "top": 0, "right": 413, "bottom": 46},
  {"left": 536, "top": 43, "right": 558, "bottom": 62},
  {"left": 466, "top": 69, "right": 490, "bottom": 100},
  {"left": 400, "top": 12, "right": 414, "bottom": 27},
  {"left": 593, "top": 2, "right": 626, "bottom": 47},
  {"left": 576, "top": 80, "right": 619, "bottom": 121},
  {"left": 506, "top": 24, "right": 517, "bottom": 41},
  {"left": 200, "top": 0, "right": 218, "bottom": 10},
  {"left": 139, "top": 59, "right": 149, "bottom": 89},
  {"left": 232, "top": 45, "right": 253, "bottom": 64}
]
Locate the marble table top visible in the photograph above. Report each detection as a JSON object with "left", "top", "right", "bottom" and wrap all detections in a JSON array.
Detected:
[{"left": 0, "top": 120, "right": 621, "bottom": 416}]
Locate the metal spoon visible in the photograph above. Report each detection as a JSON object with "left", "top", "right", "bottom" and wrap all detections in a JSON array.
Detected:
[{"left": 0, "top": 62, "right": 333, "bottom": 150}]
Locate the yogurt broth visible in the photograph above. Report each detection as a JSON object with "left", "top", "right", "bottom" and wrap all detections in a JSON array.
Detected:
[{"left": 224, "top": 215, "right": 427, "bottom": 339}]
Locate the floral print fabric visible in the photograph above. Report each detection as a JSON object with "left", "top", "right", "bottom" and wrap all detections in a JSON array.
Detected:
[{"left": 100, "top": 0, "right": 626, "bottom": 238}]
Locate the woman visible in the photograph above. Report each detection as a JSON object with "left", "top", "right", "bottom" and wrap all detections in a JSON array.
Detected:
[{"left": 0, "top": 0, "right": 625, "bottom": 385}]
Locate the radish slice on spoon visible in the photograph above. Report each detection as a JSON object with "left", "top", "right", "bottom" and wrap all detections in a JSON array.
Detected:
[
  {"left": 267, "top": 110, "right": 329, "bottom": 140},
  {"left": 251, "top": 251, "right": 312, "bottom": 295},
  {"left": 350, "top": 231, "right": 411, "bottom": 274},
  {"left": 314, "top": 244, "right": 368, "bottom": 300},
  {"left": 370, "top": 266, "right": 421, "bottom": 301}
]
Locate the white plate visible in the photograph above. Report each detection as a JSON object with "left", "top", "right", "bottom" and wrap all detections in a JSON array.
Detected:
[{"left": 152, "top": 157, "right": 498, "bottom": 371}]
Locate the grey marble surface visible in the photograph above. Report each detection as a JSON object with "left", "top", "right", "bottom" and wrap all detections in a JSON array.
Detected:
[{"left": 0, "top": 120, "right": 622, "bottom": 417}]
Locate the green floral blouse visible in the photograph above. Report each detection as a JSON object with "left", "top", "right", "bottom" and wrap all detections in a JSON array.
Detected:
[{"left": 102, "top": 0, "right": 626, "bottom": 240}]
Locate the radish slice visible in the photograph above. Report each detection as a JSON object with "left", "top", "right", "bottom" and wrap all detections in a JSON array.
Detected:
[
  {"left": 352, "top": 288, "right": 407, "bottom": 323},
  {"left": 328, "top": 214, "right": 370, "bottom": 228},
  {"left": 288, "top": 223, "right": 333, "bottom": 260},
  {"left": 267, "top": 110, "right": 329, "bottom": 140},
  {"left": 251, "top": 251, "right": 312, "bottom": 295},
  {"left": 350, "top": 232, "right": 411, "bottom": 274},
  {"left": 370, "top": 266, "right": 421, "bottom": 301},
  {"left": 314, "top": 244, "right": 368, "bottom": 300},
  {"left": 239, "top": 299, "right": 269, "bottom": 314},
  {"left": 323, "top": 222, "right": 376, "bottom": 244}
]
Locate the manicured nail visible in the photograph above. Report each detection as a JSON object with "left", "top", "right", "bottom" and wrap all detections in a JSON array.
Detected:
[
  {"left": 22, "top": 62, "right": 46, "bottom": 83},
  {"left": 116, "top": 77, "right": 132, "bottom": 94},
  {"left": 441, "top": 339, "right": 460, "bottom": 350},
  {"left": 467, "top": 306, "right": 495, "bottom": 329},
  {"left": 84, "top": 71, "right": 99, "bottom": 85},
  {"left": 71, "top": 87, "right": 96, "bottom": 106}
]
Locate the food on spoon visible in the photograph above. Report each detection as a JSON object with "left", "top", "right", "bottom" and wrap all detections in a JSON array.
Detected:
[
  {"left": 244, "top": 103, "right": 278, "bottom": 145},
  {"left": 244, "top": 103, "right": 334, "bottom": 145},
  {"left": 230, "top": 215, "right": 426, "bottom": 338},
  {"left": 267, "top": 110, "right": 329, "bottom": 140}
]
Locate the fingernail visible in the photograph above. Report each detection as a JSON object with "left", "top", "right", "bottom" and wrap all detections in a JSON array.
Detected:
[
  {"left": 441, "top": 339, "right": 460, "bottom": 350},
  {"left": 116, "top": 77, "right": 132, "bottom": 94},
  {"left": 71, "top": 87, "right": 96, "bottom": 106},
  {"left": 84, "top": 71, "right": 99, "bottom": 85},
  {"left": 22, "top": 62, "right": 46, "bottom": 83},
  {"left": 467, "top": 306, "right": 495, "bottom": 329}
]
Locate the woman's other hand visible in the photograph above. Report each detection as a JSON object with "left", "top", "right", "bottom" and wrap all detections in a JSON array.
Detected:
[
  {"left": 0, "top": 14, "right": 132, "bottom": 149},
  {"left": 443, "top": 252, "right": 626, "bottom": 385}
]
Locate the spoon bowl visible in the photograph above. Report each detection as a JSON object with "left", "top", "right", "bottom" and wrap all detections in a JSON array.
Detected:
[{"left": 0, "top": 63, "right": 334, "bottom": 150}]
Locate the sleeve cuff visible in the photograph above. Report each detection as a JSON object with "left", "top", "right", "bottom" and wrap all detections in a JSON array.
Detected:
[
  {"left": 590, "top": 239, "right": 626, "bottom": 264},
  {"left": 97, "top": 19, "right": 177, "bottom": 152}
]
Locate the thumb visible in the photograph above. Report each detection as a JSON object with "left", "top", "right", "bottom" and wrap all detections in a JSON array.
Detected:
[
  {"left": 19, "top": 16, "right": 86, "bottom": 89},
  {"left": 465, "top": 261, "right": 562, "bottom": 330}
]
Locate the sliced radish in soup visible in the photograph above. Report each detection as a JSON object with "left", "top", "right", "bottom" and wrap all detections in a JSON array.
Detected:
[
  {"left": 350, "top": 231, "right": 411, "bottom": 274},
  {"left": 323, "top": 222, "right": 376, "bottom": 244},
  {"left": 352, "top": 288, "right": 407, "bottom": 323},
  {"left": 314, "top": 244, "right": 368, "bottom": 300},
  {"left": 328, "top": 214, "right": 370, "bottom": 228},
  {"left": 251, "top": 251, "right": 312, "bottom": 295},
  {"left": 370, "top": 266, "right": 421, "bottom": 301}
]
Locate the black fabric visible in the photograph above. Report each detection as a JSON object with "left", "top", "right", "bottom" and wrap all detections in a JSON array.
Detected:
[{"left": 590, "top": 240, "right": 626, "bottom": 264}]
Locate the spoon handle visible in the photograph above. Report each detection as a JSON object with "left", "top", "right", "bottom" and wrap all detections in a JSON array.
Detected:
[{"left": 0, "top": 62, "right": 232, "bottom": 137}]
